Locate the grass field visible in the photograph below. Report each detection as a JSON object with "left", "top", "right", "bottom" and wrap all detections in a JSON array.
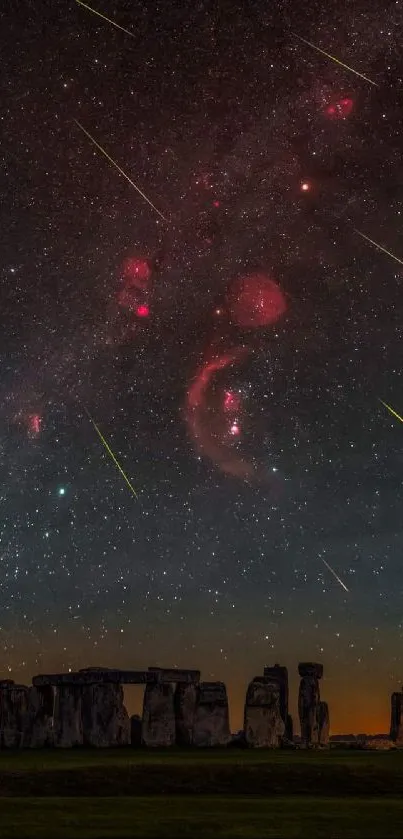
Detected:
[
  {"left": 0, "top": 749, "right": 402, "bottom": 836},
  {"left": 1, "top": 796, "right": 403, "bottom": 838}
]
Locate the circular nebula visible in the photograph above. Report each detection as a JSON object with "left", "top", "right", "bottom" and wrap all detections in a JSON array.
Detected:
[{"left": 228, "top": 273, "right": 287, "bottom": 328}]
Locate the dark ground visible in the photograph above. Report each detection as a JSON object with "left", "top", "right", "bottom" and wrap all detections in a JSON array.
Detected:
[{"left": 1, "top": 748, "right": 403, "bottom": 837}]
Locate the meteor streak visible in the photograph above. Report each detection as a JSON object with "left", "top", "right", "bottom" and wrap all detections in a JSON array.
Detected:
[
  {"left": 76, "top": 0, "right": 135, "bottom": 38},
  {"left": 83, "top": 407, "right": 138, "bottom": 499},
  {"left": 354, "top": 230, "right": 403, "bottom": 268},
  {"left": 380, "top": 400, "right": 403, "bottom": 424},
  {"left": 291, "top": 33, "right": 378, "bottom": 87},
  {"left": 321, "top": 558, "right": 349, "bottom": 593},
  {"left": 74, "top": 120, "right": 168, "bottom": 222}
]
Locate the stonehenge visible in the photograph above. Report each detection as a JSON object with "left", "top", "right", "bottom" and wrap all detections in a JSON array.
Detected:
[
  {"left": 0, "top": 662, "right": 332, "bottom": 749},
  {"left": 3, "top": 660, "right": 403, "bottom": 751}
]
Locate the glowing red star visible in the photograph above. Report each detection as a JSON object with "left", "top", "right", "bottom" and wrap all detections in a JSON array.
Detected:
[
  {"left": 301, "top": 181, "right": 311, "bottom": 192},
  {"left": 136, "top": 304, "right": 149, "bottom": 318}
]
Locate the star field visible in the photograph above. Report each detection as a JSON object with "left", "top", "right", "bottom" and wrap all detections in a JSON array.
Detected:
[{"left": 1, "top": 0, "right": 403, "bottom": 732}]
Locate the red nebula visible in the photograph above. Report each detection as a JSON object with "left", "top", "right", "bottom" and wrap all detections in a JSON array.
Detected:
[
  {"left": 186, "top": 348, "right": 253, "bottom": 480},
  {"left": 136, "top": 304, "right": 149, "bottom": 318},
  {"left": 212, "top": 200, "right": 221, "bottom": 208},
  {"left": 28, "top": 413, "right": 41, "bottom": 436},
  {"left": 325, "top": 97, "right": 354, "bottom": 120},
  {"left": 223, "top": 390, "right": 241, "bottom": 413},
  {"left": 228, "top": 273, "right": 287, "bottom": 328},
  {"left": 122, "top": 257, "right": 152, "bottom": 291}
]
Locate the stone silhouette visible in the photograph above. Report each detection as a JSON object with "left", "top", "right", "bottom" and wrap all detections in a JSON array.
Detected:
[
  {"left": 54, "top": 686, "right": 83, "bottom": 748},
  {"left": 0, "top": 682, "right": 29, "bottom": 748},
  {"left": 142, "top": 683, "right": 176, "bottom": 747},
  {"left": 317, "top": 700, "right": 330, "bottom": 747},
  {"left": 27, "top": 685, "right": 56, "bottom": 748},
  {"left": 0, "top": 662, "right": 334, "bottom": 750},
  {"left": 298, "top": 662, "right": 323, "bottom": 748},
  {"left": 264, "top": 664, "right": 293, "bottom": 741},
  {"left": 81, "top": 679, "right": 130, "bottom": 747},
  {"left": 130, "top": 714, "right": 142, "bottom": 747},
  {"left": 244, "top": 676, "right": 285, "bottom": 747},
  {"left": 390, "top": 690, "right": 403, "bottom": 744},
  {"left": 174, "top": 682, "right": 198, "bottom": 746},
  {"left": 193, "top": 682, "right": 230, "bottom": 747}
]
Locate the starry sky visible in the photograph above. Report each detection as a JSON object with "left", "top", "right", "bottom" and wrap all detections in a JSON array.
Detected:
[{"left": 1, "top": 0, "right": 403, "bottom": 734}]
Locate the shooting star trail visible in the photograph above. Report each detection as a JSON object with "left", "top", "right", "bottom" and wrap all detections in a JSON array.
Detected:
[
  {"left": 76, "top": 0, "right": 135, "bottom": 38},
  {"left": 83, "top": 407, "right": 138, "bottom": 499},
  {"left": 380, "top": 399, "right": 403, "bottom": 424},
  {"left": 321, "top": 559, "right": 349, "bottom": 593},
  {"left": 354, "top": 230, "right": 403, "bottom": 268},
  {"left": 291, "top": 33, "right": 378, "bottom": 87},
  {"left": 74, "top": 120, "right": 168, "bottom": 222}
]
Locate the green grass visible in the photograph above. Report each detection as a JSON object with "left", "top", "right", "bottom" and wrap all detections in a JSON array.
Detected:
[
  {"left": 0, "top": 752, "right": 402, "bottom": 837},
  {"left": 1, "top": 796, "right": 402, "bottom": 838},
  {"left": 0, "top": 748, "right": 402, "bottom": 797}
]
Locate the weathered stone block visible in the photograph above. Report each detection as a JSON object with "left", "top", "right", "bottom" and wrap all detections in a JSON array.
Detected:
[
  {"left": 193, "top": 682, "right": 230, "bottom": 747},
  {"left": 174, "top": 682, "right": 197, "bottom": 746},
  {"left": 142, "top": 683, "right": 176, "bottom": 747},
  {"left": 0, "top": 684, "right": 29, "bottom": 748},
  {"left": 130, "top": 714, "right": 142, "bottom": 747},
  {"left": 390, "top": 691, "right": 403, "bottom": 744},
  {"left": 298, "top": 661, "right": 322, "bottom": 748},
  {"left": 54, "top": 686, "right": 83, "bottom": 748},
  {"left": 82, "top": 682, "right": 130, "bottom": 747},
  {"left": 27, "top": 685, "right": 56, "bottom": 748},
  {"left": 317, "top": 701, "right": 329, "bottom": 747},
  {"left": 244, "top": 677, "right": 285, "bottom": 747}
]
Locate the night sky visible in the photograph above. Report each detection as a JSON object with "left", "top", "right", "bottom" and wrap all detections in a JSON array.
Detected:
[{"left": 1, "top": 0, "right": 403, "bottom": 734}]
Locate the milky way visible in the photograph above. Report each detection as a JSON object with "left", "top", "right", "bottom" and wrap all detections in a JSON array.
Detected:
[{"left": 1, "top": 0, "right": 403, "bottom": 732}]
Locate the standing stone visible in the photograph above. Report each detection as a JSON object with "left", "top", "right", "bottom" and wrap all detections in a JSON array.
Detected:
[
  {"left": 263, "top": 666, "right": 288, "bottom": 722},
  {"left": 317, "top": 701, "right": 330, "bottom": 747},
  {"left": 390, "top": 690, "right": 403, "bottom": 744},
  {"left": 264, "top": 665, "right": 293, "bottom": 740},
  {"left": 193, "top": 682, "right": 230, "bottom": 747},
  {"left": 54, "top": 686, "right": 83, "bottom": 748},
  {"left": 130, "top": 714, "right": 142, "bottom": 747},
  {"left": 0, "top": 683, "right": 29, "bottom": 748},
  {"left": 244, "top": 677, "right": 285, "bottom": 748},
  {"left": 298, "top": 662, "right": 323, "bottom": 748},
  {"left": 174, "top": 682, "right": 197, "bottom": 746},
  {"left": 142, "top": 683, "right": 176, "bottom": 747},
  {"left": 27, "top": 685, "right": 56, "bottom": 748},
  {"left": 82, "top": 683, "right": 130, "bottom": 747}
]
